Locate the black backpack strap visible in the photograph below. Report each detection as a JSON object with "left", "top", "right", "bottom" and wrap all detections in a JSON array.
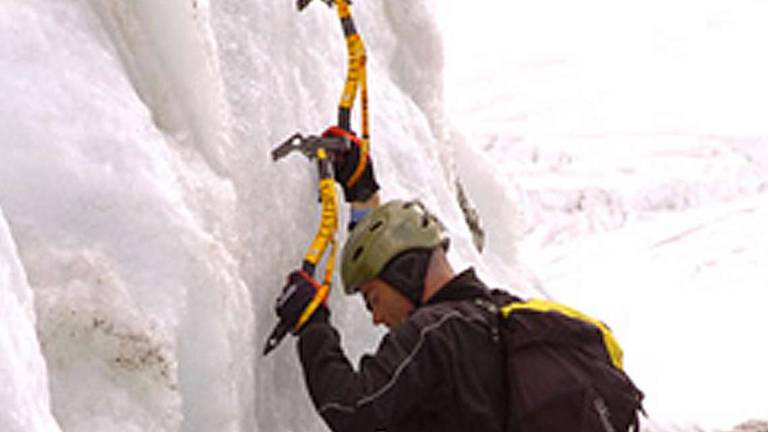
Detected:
[{"left": 474, "top": 298, "right": 519, "bottom": 432}]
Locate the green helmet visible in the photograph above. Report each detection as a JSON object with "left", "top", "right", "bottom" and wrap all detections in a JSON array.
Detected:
[{"left": 341, "top": 199, "right": 450, "bottom": 294}]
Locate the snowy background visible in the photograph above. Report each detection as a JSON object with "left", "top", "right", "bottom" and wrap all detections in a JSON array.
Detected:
[{"left": 1, "top": 0, "right": 766, "bottom": 431}]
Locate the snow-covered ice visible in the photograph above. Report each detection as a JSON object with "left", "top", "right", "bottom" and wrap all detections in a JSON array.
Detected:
[{"left": 0, "top": 208, "right": 61, "bottom": 432}]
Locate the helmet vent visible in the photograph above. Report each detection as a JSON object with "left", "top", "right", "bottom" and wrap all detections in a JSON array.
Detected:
[
  {"left": 421, "top": 215, "right": 430, "bottom": 228},
  {"left": 369, "top": 220, "right": 384, "bottom": 232},
  {"left": 352, "top": 246, "right": 364, "bottom": 261}
]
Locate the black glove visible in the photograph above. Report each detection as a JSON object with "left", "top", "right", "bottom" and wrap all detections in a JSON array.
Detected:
[
  {"left": 322, "top": 126, "right": 380, "bottom": 202},
  {"left": 275, "top": 270, "right": 329, "bottom": 334}
]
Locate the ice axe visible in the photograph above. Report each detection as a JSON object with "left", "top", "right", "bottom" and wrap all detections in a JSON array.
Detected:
[
  {"left": 264, "top": 0, "right": 368, "bottom": 356},
  {"left": 263, "top": 133, "right": 349, "bottom": 356}
]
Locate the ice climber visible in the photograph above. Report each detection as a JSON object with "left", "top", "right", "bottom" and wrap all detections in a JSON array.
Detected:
[{"left": 272, "top": 127, "right": 644, "bottom": 432}]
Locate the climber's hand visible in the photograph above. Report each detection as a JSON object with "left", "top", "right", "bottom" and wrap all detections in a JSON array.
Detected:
[
  {"left": 275, "top": 270, "right": 329, "bottom": 334},
  {"left": 322, "top": 126, "right": 380, "bottom": 203}
]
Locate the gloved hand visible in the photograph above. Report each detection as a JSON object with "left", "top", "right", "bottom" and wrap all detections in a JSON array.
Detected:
[
  {"left": 275, "top": 270, "right": 330, "bottom": 335},
  {"left": 322, "top": 126, "right": 380, "bottom": 202}
]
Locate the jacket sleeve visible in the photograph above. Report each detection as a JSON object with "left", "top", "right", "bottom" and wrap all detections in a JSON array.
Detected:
[{"left": 297, "top": 315, "right": 452, "bottom": 432}]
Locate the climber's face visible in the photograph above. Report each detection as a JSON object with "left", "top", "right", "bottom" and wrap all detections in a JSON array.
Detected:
[{"left": 359, "top": 278, "right": 414, "bottom": 329}]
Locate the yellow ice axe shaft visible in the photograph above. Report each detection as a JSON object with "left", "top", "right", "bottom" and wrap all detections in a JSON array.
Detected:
[
  {"left": 293, "top": 0, "right": 367, "bottom": 323},
  {"left": 296, "top": 149, "right": 338, "bottom": 330},
  {"left": 334, "top": 0, "right": 370, "bottom": 188},
  {"left": 263, "top": 144, "right": 342, "bottom": 356},
  {"left": 263, "top": 0, "right": 369, "bottom": 356}
]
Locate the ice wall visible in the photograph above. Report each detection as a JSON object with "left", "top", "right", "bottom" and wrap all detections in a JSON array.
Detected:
[
  {"left": 1, "top": 0, "right": 513, "bottom": 431},
  {"left": 0, "top": 208, "right": 61, "bottom": 432},
  {"left": 1, "top": 0, "right": 250, "bottom": 430}
]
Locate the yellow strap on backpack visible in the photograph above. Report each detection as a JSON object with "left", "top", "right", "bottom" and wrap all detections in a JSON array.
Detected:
[{"left": 500, "top": 299, "right": 625, "bottom": 370}]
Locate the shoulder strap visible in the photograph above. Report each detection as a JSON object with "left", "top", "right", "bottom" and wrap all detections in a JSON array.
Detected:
[{"left": 473, "top": 298, "right": 518, "bottom": 432}]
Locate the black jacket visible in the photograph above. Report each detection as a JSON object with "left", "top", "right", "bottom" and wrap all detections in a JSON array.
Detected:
[{"left": 298, "top": 269, "right": 517, "bottom": 432}]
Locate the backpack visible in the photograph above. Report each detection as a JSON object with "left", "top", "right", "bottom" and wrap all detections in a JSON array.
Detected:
[{"left": 483, "top": 297, "right": 645, "bottom": 432}]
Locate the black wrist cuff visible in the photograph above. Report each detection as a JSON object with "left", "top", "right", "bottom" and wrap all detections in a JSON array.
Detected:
[
  {"left": 344, "top": 177, "right": 380, "bottom": 202},
  {"left": 302, "top": 304, "right": 330, "bottom": 331}
]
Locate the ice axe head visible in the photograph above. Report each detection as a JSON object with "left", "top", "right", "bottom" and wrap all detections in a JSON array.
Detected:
[{"left": 297, "top": 0, "right": 335, "bottom": 12}]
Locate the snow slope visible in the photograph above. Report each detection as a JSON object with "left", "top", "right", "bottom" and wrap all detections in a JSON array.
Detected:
[{"left": 441, "top": 0, "right": 768, "bottom": 430}]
